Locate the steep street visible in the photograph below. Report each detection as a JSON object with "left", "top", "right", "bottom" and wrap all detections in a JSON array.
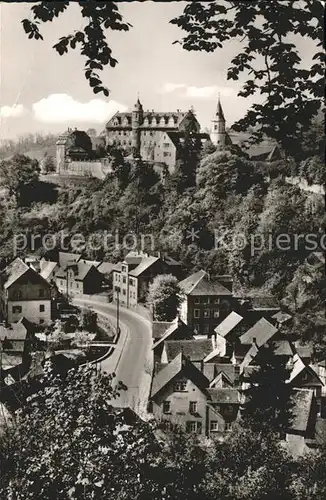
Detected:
[{"left": 73, "top": 298, "right": 153, "bottom": 413}]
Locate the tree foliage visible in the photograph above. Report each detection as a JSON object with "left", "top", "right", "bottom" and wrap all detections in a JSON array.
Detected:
[
  {"left": 148, "top": 274, "right": 183, "bottom": 321},
  {"left": 171, "top": 0, "right": 324, "bottom": 159},
  {"left": 22, "top": 2, "right": 132, "bottom": 97},
  {"left": 241, "top": 342, "right": 293, "bottom": 435},
  {"left": 0, "top": 154, "right": 40, "bottom": 205}
]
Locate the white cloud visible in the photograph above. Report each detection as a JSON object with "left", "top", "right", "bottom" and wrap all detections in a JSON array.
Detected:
[
  {"left": 0, "top": 104, "right": 25, "bottom": 118},
  {"left": 162, "top": 83, "right": 186, "bottom": 93},
  {"left": 161, "top": 83, "right": 237, "bottom": 100},
  {"left": 32, "top": 94, "right": 128, "bottom": 123}
]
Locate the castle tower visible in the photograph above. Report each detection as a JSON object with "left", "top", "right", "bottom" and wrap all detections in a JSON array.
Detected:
[
  {"left": 210, "top": 96, "right": 226, "bottom": 147},
  {"left": 132, "top": 97, "right": 143, "bottom": 158}
]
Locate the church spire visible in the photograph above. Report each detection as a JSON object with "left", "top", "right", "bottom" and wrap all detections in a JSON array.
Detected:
[
  {"left": 216, "top": 94, "right": 225, "bottom": 122},
  {"left": 210, "top": 94, "right": 226, "bottom": 147}
]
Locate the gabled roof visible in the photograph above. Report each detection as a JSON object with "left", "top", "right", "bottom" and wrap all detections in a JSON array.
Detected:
[
  {"left": 214, "top": 311, "right": 244, "bottom": 338},
  {"left": 213, "top": 364, "right": 239, "bottom": 386},
  {"left": 152, "top": 317, "right": 194, "bottom": 350},
  {"left": 58, "top": 252, "right": 81, "bottom": 270},
  {"left": 151, "top": 353, "right": 209, "bottom": 398},
  {"left": 240, "top": 318, "right": 278, "bottom": 347},
  {"left": 40, "top": 261, "right": 58, "bottom": 280},
  {"left": 152, "top": 321, "right": 175, "bottom": 341},
  {"left": 0, "top": 317, "right": 32, "bottom": 341},
  {"left": 207, "top": 388, "right": 240, "bottom": 404},
  {"left": 288, "top": 388, "right": 314, "bottom": 433},
  {"left": 79, "top": 259, "right": 101, "bottom": 268},
  {"left": 164, "top": 339, "right": 213, "bottom": 363},
  {"left": 97, "top": 262, "right": 115, "bottom": 275},
  {"left": 56, "top": 262, "right": 98, "bottom": 282},
  {"left": 179, "top": 270, "right": 232, "bottom": 296},
  {"left": 271, "top": 311, "right": 292, "bottom": 324},
  {"left": 1, "top": 258, "right": 30, "bottom": 289},
  {"left": 129, "top": 256, "right": 159, "bottom": 277},
  {"left": 288, "top": 354, "right": 323, "bottom": 385}
]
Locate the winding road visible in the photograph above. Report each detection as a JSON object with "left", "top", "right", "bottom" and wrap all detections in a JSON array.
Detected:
[{"left": 73, "top": 298, "right": 153, "bottom": 413}]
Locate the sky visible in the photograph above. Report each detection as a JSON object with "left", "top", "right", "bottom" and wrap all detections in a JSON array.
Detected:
[{"left": 0, "top": 1, "right": 317, "bottom": 140}]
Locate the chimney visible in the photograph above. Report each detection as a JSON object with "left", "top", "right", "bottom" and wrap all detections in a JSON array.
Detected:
[{"left": 252, "top": 337, "right": 258, "bottom": 348}]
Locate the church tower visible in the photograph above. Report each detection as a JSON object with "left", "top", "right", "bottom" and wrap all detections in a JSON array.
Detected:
[
  {"left": 132, "top": 97, "right": 143, "bottom": 158},
  {"left": 210, "top": 95, "right": 226, "bottom": 147}
]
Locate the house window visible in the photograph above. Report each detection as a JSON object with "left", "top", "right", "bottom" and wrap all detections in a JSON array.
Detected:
[
  {"left": 194, "top": 309, "right": 200, "bottom": 319},
  {"left": 12, "top": 306, "right": 22, "bottom": 314},
  {"left": 174, "top": 380, "right": 187, "bottom": 392},
  {"left": 129, "top": 278, "right": 134, "bottom": 286},
  {"left": 225, "top": 422, "right": 232, "bottom": 432},
  {"left": 163, "top": 152, "right": 171, "bottom": 157},
  {"left": 163, "top": 401, "right": 171, "bottom": 414},
  {"left": 122, "top": 266, "right": 127, "bottom": 273},
  {"left": 193, "top": 324, "right": 200, "bottom": 333},
  {"left": 204, "top": 324, "right": 210, "bottom": 334},
  {"left": 204, "top": 309, "right": 210, "bottom": 318},
  {"left": 189, "top": 401, "right": 197, "bottom": 414},
  {"left": 39, "top": 289, "right": 45, "bottom": 298},
  {"left": 194, "top": 297, "right": 200, "bottom": 304},
  {"left": 164, "top": 143, "right": 170, "bottom": 148},
  {"left": 76, "top": 283, "right": 79, "bottom": 289},
  {"left": 39, "top": 305, "right": 45, "bottom": 312},
  {"left": 122, "top": 289, "right": 126, "bottom": 296},
  {"left": 186, "top": 421, "right": 202, "bottom": 434},
  {"left": 301, "top": 372, "right": 308, "bottom": 381},
  {"left": 147, "top": 401, "right": 153, "bottom": 413},
  {"left": 60, "top": 280, "right": 63, "bottom": 286},
  {"left": 213, "top": 309, "right": 220, "bottom": 318},
  {"left": 39, "top": 319, "right": 45, "bottom": 325},
  {"left": 214, "top": 297, "right": 220, "bottom": 304},
  {"left": 210, "top": 421, "right": 219, "bottom": 432},
  {"left": 123, "top": 277, "right": 126, "bottom": 284}
]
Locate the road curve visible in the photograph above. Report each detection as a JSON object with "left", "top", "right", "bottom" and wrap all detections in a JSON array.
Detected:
[{"left": 73, "top": 298, "right": 153, "bottom": 411}]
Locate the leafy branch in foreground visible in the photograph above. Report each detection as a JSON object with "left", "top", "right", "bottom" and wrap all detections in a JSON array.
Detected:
[
  {"left": 22, "top": 1, "right": 132, "bottom": 97},
  {"left": 171, "top": 0, "right": 324, "bottom": 159}
]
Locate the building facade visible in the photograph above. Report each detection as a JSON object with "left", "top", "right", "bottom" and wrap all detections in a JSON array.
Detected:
[
  {"left": 179, "top": 270, "right": 233, "bottom": 336},
  {"left": 1, "top": 258, "right": 52, "bottom": 325},
  {"left": 105, "top": 98, "right": 207, "bottom": 173}
]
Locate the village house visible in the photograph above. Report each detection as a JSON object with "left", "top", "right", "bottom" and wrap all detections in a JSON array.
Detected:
[
  {"left": 0, "top": 258, "right": 52, "bottom": 325},
  {"left": 0, "top": 318, "right": 35, "bottom": 383},
  {"left": 112, "top": 252, "right": 178, "bottom": 308},
  {"left": 152, "top": 316, "right": 195, "bottom": 361},
  {"left": 178, "top": 270, "right": 233, "bottom": 336},
  {"left": 55, "top": 261, "right": 103, "bottom": 296}
]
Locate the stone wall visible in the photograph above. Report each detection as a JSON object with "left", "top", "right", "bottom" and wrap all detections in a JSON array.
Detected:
[{"left": 59, "top": 160, "right": 112, "bottom": 180}]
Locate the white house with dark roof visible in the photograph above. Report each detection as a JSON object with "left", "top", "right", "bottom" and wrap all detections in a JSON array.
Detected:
[
  {"left": 0, "top": 258, "right": 52, "bottom": 325},
  {"left": 178, "top": 270, "right": 233, "bottom": 336},
  {"left": 112, "top": 252, "right": 177, "bottom": 308}
]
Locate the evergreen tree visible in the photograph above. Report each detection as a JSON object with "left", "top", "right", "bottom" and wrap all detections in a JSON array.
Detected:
[{"left": 241, "top": 342, "right": 294, "bottom": 436}]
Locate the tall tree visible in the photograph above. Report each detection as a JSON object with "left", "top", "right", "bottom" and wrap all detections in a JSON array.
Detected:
[{"left": 241, "top": 342, "right": 293, "bottom": 435}]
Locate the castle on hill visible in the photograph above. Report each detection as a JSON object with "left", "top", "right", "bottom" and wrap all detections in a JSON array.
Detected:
[{"left": 55, "top": 95, "right": 280, "bottom": 179}]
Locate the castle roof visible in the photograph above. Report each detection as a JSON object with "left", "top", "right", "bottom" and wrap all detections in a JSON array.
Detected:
[{"left": 106, "top": 110, "right": 189, "bottom": 130}]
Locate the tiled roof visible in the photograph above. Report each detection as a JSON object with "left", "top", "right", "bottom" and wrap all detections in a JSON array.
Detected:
[
  {"left": 164, "top": 339, "right": 213, "bottom": 362},
  {"left": 248, "top": 296, "right": 279, "bottom": 309},
  {"left": 2, "top": 258, "right": 30, "bottom": 289},
  {"left": 240, "top": 318, "right": 278, "bottom": 347},
  {"left": 296, "top": 344, "right": 313, "bottom": 360},
  {"left": 40, "top": 261, "right": 58, "bottom": 280},
  {"left": 152, "top": 321, "right": 174, "bottom": 341},
  {"left": 207, "top": 388, "right": 240, "bottom": 404},
  {"left": 58, "top": 252, "right": 81, "bottom": 270},
  {"left": 213, "top": 364, "right": 239, "bottom": 385},
  {"left": 271, "top": 311, "right": 293, "bottom": 324},
  {"left": 153, "top": 317, "right": 194, "bottom": 350},
  {"left": 129, "top": 256, "right": 159, "bottom": 277},
  {"left": 203, "top": 363, "right": 216, "bottom": 381},
  {"left": 79, "top": 259, "right": 101, "bottom": 268},
  {"left": 289, "top": 388, "right": 314, "bottom": 433},
  {"left": 97, "top": 262, "right": 115, "bottom": 275},
  {"left": 56, "top": 262, "right": 96, "bottom": 281},
  {"left": 0, "top": 317, "right": 31, "bottom": 341},
  {"left": 151, "top": 353, "right": 209, "bottom": 398},
  {"left": 106, "top": 111, "right": 188, "bottom": 129},
  {"left": 179, "top": 270, "right": 232, "bottom": 296},
  {"left": 214, "top": 311, "right": 244, "bottom": 338}
]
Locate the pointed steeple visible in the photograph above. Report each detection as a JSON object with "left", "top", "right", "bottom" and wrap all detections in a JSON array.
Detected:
[{"left": 216, "top": 94, "right": 225, "bottom": 121}]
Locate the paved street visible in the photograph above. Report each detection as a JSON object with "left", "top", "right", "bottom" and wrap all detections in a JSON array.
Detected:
[{"left": 73, "top": 298, "right": 153, "bottom": 413}]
